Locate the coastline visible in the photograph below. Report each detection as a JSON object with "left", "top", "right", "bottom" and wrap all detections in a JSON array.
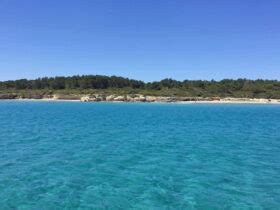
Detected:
[
  {"left": 2, "top": 97, "right": 280, "bottom": 104},
  {"left": 1, "top": 93, "right": 279, "bottom": 104}
]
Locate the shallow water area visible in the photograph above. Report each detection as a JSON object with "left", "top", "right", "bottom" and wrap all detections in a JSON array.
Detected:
[{"left": 0, "top": 101, "right": 280, "bottom": 209}]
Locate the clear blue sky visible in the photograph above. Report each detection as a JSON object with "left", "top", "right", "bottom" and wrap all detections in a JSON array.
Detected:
[{"left": 0, "top": 0, "right": 279, "bottom": 81}]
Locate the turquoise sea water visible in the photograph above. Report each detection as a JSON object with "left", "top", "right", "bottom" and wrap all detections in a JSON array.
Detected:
[{"left": 0, "top": 101, "right": 280, "bottom": 209}]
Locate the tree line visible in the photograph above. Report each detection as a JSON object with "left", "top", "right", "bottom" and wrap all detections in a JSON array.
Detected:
[
  {"left": 0, "top": 75, "right": 145, "bottom": 90},
  {"left": 0, "top": 75, "right": 280, "bottom": 98}
]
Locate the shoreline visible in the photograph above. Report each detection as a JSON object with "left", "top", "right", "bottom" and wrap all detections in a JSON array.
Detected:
[
  {"left": 1, "top": 93, "right": 280, "bottom": 104},
  {"left": 1, "top": 98, "right": 280, "bottom": 104}
]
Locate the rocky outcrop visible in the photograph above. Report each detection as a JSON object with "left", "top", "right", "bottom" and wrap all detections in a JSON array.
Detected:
[
  {"left": 113, "top": 96, "right": 125, "bottom": 101},
  {"left": 133, "top": 95, "right": 146, "bottom": 102},
  {"left": 106, "top": 95, "right": 115, "bottom": 101},
  {"left": 80, "top": 95, "right": 101, "bottom": 102},
  {"left": 80, "top": 96, "right": 90, "bottom": 102},
  {"left": 79, "top": 95, "right": 223, "bottom": 103},
  {"left": 145, "top": 96, "right": 157, "bottom": 102}
]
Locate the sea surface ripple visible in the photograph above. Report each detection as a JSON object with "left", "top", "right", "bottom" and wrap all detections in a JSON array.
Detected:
[{"left": 0, "top": 101, "right": 280, "bottom": 209}]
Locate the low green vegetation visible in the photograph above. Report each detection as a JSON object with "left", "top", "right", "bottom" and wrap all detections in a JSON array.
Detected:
[{"left": 0, "top": 75, "right": 280, "bottom": 98}]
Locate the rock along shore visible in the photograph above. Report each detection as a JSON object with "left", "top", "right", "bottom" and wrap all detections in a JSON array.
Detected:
[{"left": 0, "top": 93, "right": 280, "bottom": 104}]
